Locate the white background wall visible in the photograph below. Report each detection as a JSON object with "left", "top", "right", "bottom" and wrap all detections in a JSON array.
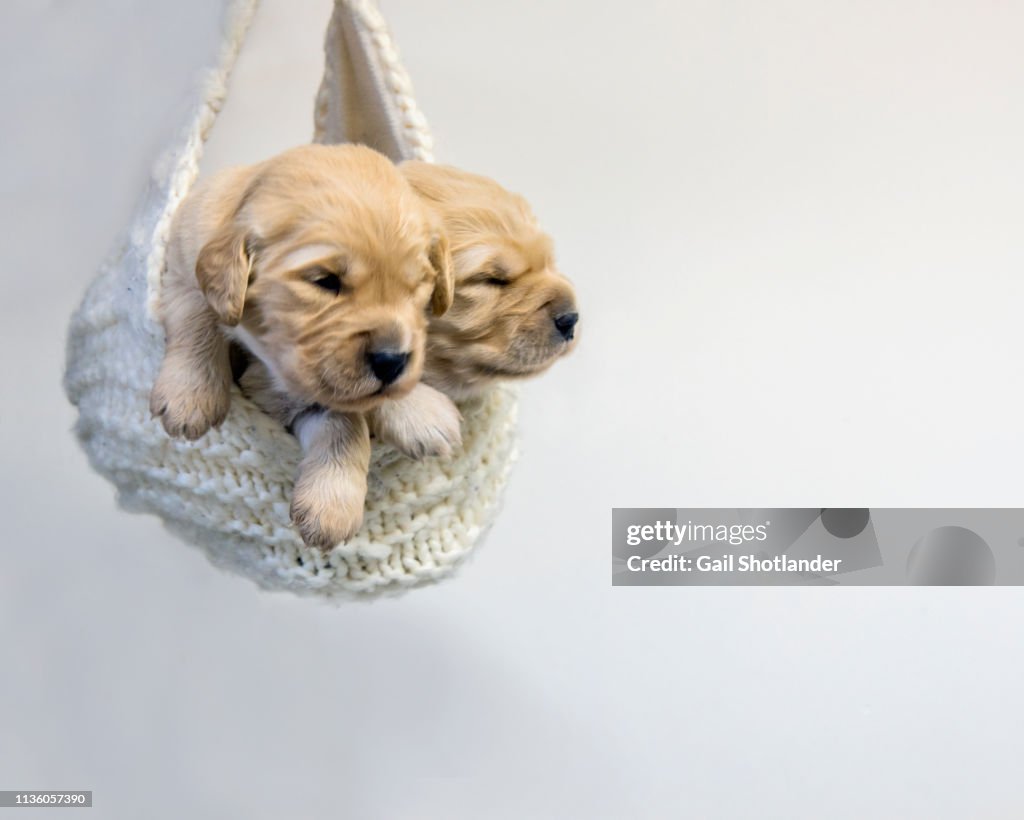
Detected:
[{"left": 2, "top": 1, "right": 1023, "bottom": 817}]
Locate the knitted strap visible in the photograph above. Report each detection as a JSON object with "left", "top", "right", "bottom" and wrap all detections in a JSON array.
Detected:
[
  {"left": 144, "top": 0, "right": 260, "bottom": 319},
  {"left": 313, "top": 0, "right": 434, "bottom": 162}
]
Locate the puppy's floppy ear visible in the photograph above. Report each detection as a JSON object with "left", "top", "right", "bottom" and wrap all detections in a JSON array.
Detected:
[
  {"left": 428, "top": 231, "right": 454, "bottom": 316},
  {"left": 193, "top": 167, "right": 261, "bottom": 326},
  {"left": 195, "top": 225, "right": 252, "bottom": 326}
]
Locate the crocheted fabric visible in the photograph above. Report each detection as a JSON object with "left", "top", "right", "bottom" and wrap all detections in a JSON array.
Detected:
[{"left": 63, "top": 0, "right": 518, "bottom": 598}]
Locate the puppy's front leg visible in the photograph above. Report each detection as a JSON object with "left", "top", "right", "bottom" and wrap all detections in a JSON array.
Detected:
[
  {"left": 150, "top": 289, "right": 233, "bottom": 440},
  {"left": 290, "top": 409, "right": 371, "bottom": 550},
  {"left": 369, "top": 383, "right": 462, "bottom": 460}
]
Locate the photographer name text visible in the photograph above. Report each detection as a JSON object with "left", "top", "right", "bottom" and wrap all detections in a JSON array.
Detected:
[{"left": 625, "top": 554, "right": 842, "bottom": 574}]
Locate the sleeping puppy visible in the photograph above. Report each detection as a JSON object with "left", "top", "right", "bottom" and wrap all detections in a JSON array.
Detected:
[
  {"left": 150, "top": 144, "right": 453, "bottom": 548},
  {"left": 240, "top": 162, "right": 578, "bottom": 467},
  {"left": 368, "top": 162, "right": 579, "bottom": 456}
]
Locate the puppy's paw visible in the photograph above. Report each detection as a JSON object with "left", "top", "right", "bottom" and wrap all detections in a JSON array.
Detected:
[
  {"left": 149, "top": 360, "right": 230, "bottom": 441},
  {"left": 373, "top": 384, "right": 462, "bottom": 460},
  {"left": 290, "top": 463, "right": 367, "bottom": 551}
]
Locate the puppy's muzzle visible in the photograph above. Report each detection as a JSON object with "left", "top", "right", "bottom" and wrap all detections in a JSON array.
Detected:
[
  {"left": 366, "top": 349, "right": 410, "bottom": 385},
  {"left": 553, "top": 311, "right": 579, "bottom": 342}
]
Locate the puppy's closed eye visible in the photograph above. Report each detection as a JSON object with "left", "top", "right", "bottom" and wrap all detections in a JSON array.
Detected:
[
  {"left": 470, "top": 268, "right": 511, "bottom": 288},
  {"left": 308, "top": 268, "right": 345, "bottom": 295}
]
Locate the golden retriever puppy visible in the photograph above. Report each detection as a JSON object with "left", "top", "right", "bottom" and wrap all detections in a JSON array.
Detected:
[
  {"left": 241, "top": 162, "right": 578, "bottom": 462},
  {"left": 368, "top": 162, "right": 579, "bottom": 455},
  {"left": 150, "top": 144, "right": 453, "bottom": 548}
]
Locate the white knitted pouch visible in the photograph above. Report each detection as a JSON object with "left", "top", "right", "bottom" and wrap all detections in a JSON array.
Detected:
[{"left": 63, "top": 0, "right": 518, "bottom": 598}]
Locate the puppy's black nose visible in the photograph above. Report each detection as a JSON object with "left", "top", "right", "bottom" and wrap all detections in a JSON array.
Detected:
[
  {"left": 553, "top": 312, "right": 579, "bottom": 341},
  {"left": 367, "top": 350, "right": 410, "bottom": 385}
]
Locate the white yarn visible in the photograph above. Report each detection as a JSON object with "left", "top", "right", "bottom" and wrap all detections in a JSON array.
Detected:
[
  {"left": 145, "top": 0, "right": 260, "bottom": 321},
  {"left": 313, "top": 0, "right": 434, "bottom": 161},
  {"left": 63, "top": 0, "right": 519, "bottom": 598}
]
